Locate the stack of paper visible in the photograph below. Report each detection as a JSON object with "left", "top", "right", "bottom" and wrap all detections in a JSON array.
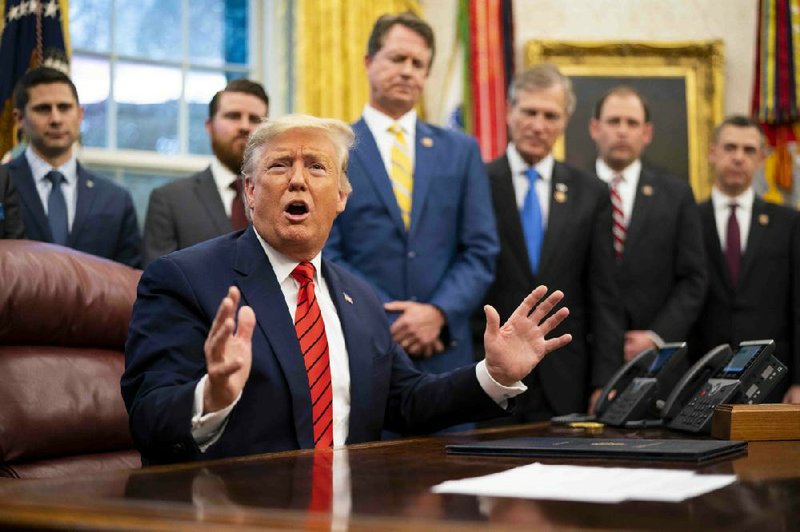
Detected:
[{"left": 432, "top": 463, "right": 735, "bottom": 503}]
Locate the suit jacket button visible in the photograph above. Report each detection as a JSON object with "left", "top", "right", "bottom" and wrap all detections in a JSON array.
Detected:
[{"left": 407, "top": 251, "right": 416, "bottom": 259}]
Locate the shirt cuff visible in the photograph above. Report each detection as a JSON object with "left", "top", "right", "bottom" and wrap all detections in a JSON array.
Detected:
[
  {"left": 191, "top": 374, "right": 241, "bottom": 452},
  {"left": 475, "top": 360, "right": 527, "bottom": 410},
  {"left": 646, "top": 330, "right": 665, "bottom": 349}
]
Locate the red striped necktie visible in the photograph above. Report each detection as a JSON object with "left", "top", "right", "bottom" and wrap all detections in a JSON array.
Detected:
[
  {"left": 291, "top": 261, "right": 333, "bottom": 448},
  {"left": 610, "top": 174, "right": 626, "bottom": 259}
]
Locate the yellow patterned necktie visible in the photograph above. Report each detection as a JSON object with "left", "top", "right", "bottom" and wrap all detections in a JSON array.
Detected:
[{"left": 388, "top": 123, "right": 413, "bottom": 229}]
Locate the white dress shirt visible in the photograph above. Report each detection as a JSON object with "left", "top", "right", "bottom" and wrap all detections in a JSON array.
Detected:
[
  {"left": 507, "top": 144, "right": 553, "bottom": 227},
  {"left": 25, "top": 146, "right": 79, "bottom": 231},
  {"left": 595, "top": 158, "right": 641, "bottom": 224},
  {"left": 191, "top": 233, "right": 526, "bottom": 450},
  {"left": 210, "top": 157, "right": 239, "bottom": 219},
  {"left": 362, "top": 104, "right": 417, "bottom": 175},
  {"left": 711, "top": 186, "right": 754, "bottom": 253}
]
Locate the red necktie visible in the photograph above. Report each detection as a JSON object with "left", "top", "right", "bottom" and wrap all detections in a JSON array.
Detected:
[
  {"left": 725, "top": 203, "right": 741, "bottom": 287},
  {"left": 291, "top": 262, "right": 333, "bottom": 448},
  {"left": 229, "top": 179, "right": 248, "bottom": 230},
  {"left": 610, "top": 174, "right": 626, "bottom": 259}
]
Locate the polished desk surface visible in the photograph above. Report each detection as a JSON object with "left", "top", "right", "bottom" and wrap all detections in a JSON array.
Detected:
[{"left": 1, "top": 423, "right": 799, "bottom": 531}]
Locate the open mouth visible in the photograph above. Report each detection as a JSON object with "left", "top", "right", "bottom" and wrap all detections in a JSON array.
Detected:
[{"left": 284, "top": 200, "right": 310, "bottom": 221}]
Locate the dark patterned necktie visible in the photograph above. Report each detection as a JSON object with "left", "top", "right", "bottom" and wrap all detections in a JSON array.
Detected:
[
  {"left": 291, "top": 261, "right": 333, "bottom": 448},
  {"left": 725, "top": 203, "right": 741, "bottom": 287},
  {"left": 610, "top": 174, "right": 626, "bottom": 259},
  {"left": 45, "top": 170, "right": 68, "bottom": 245}
]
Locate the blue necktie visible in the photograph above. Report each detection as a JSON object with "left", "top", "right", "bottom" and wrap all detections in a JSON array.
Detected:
[
  {"left": 45, "top": 170, "right": 69, "bottom": 245},
  {"left": 521, "top": 168, "right": 543, "bottom": 274}
]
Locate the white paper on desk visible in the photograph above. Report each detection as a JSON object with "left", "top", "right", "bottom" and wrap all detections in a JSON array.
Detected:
[{"left": 431, "top": 463, "right": 736, "bottom": 503}]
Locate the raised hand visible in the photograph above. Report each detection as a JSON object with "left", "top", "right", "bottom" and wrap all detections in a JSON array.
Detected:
[
  {"left": 203, "top": 286, "right": 256, "bottom": 413},
  {"left": 483, "top": 286, "right": 572, "bottom": 386}
]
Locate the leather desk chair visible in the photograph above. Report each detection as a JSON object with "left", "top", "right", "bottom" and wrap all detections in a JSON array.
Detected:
[{"left": 0, "top": 240, "right": 142, "bottom": 478}]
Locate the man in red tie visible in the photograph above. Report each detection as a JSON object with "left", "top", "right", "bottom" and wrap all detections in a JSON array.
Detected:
[
  {"left": 122, "top": 114, "right": 573, "bottom": 465},
  {"left": 691, "top": 115, "right": 800, "bottom": 404},
  {"left": 142, "top": 79, "right": 269, "bottom": 266}
]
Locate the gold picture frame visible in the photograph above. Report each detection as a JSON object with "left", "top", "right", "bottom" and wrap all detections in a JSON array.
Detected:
[{"left": 525, "top": 40, "right": 725, "bottom": 199}]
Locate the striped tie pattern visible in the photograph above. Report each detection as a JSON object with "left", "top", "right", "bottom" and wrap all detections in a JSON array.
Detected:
[
  {"left": 388, "top": 123, "right": 413, "bottom": 229},
  {"left": 610, "top": 174, "right": 626, "bottom": 259},
  {"left": 291, "top": 262, "right": 333, "bottom": 448}
]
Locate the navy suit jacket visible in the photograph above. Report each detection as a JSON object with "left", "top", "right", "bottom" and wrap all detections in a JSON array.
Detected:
[
  {"left": 483, "top": 156, "right": 624, "bottom": 415},
  {"left": 6, "top": 155, "right": 141, "bottom": 267},
  {"left": 143, "top": 166, "right": 233, "bottom": 266},
  {"left": 0, "top": 165, "right": 25, "bottom": 238},
  {"left": 691, "top": 196, "right": 800, "bottom": 392},
  {"left": 613, "top": 165, "right": 707, "bottom": 340},
  {"left": 122, "top": 229, "right": 504, "bottom": 465},
  {"left": 324, "top": 118, "right": 498, "bottom": 374}
]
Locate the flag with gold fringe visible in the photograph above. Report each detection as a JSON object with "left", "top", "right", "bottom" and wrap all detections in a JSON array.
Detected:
[
  {"left": 0, "top": 0, "right": 69, "bottom": 160},
  {"left": 752, "top": 0, "right": 800, "bottom": 207},
  {"left": 442, "top": 0, "right": 513, "bottom": 162}
]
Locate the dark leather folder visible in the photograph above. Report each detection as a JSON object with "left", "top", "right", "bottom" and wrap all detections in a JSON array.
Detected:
[{"left": 446, "top": 438, "right": 747, "bottom": 464}]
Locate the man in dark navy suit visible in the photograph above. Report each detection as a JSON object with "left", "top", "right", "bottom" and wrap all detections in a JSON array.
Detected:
[
  {"left": 122, "top": 114, "right": 572, "bottom": 465},
  {"left": 483, "top": 64, "right": 624, "bottom": 420},
  {"left": 589, "top": 86, "right": 707, "bottom": 362},
  {"left": 4, "top": 67, "right": 141, "bottom": 267},
  {"left": 691, "top": 115, "right": 800, "bottom": 403}
]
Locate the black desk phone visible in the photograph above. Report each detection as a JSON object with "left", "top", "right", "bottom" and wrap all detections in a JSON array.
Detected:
[
  {"left": 598, "top": 342, "right": 690, "bottom": 427},
  {"left": 666, "top": 340, "right": 787, "bottom": 434}
]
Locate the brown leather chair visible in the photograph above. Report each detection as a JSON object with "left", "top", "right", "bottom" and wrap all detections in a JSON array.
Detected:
[{"left": 0, "top": 240, "right": 142, "bottom": 478}]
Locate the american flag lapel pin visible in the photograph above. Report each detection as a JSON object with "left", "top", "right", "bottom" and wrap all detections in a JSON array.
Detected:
[{"left": 343, "top": 292, "right": 354, "bottom": 304}]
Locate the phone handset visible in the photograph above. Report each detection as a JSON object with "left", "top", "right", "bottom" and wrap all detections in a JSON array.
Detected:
[
  {"left": 660, "top": 344, "right": 732, "bottom": 420},
  {"left": 594, "top": 347, "right": 657, "bottom": 416}
]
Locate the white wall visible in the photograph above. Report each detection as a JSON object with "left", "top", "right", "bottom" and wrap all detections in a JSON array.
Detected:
[{"left": 422, "top": 0, "right": 758, "bottom": 122}]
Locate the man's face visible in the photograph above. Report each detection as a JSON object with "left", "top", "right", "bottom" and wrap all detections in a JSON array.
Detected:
[
  {"left": 245, "top": 128, "right": 348, "bottom": 261},
  {"left": 207, "top": 91, "right": 268, "bottom": 174},
  {"left": 14, "top": 82, "right": 83, "bottom": 163},
  {"left": 365, "top": 24, "right": 432, "bottom": 119},
  {"left": 709, "top": 125, "right": 765, "bottom": 196},
  {"left": 589, "top": 93, "right": 653, "bottom": 171},
  {"left": 507, "top": 86, "right": 568, "bottom": 165}
]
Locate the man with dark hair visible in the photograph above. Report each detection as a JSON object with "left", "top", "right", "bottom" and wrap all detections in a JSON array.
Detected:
[
  {"left": 589, "top": 86, "right": 707, "bottom": 361},
  {"left": 142, "top": 78, "right": 269, "bottom": 266},
  {"left": 482, "top": 64, "right": 624, "bottom": 420},
  {"left": 2, "top": 67, "right": 141, "bottom": 266},
  {"left": 122, "top": 114, "right": 572, "bottom": 464},
  {"left": 691, "top": 115, "right": 800, "bottom": 403},
  {"left": 325, "top": 12, "right": 499, "bottom": 377}
]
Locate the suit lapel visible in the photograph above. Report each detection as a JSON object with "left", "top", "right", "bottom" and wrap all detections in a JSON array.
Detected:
[
  {"left": 233, "top": 229, "right": 315, "bottom": 449},
  {"left": 539, "top": 162, "right": 571, "bottom": 275},
  {"left": 353, "top": 119, "right": 406, "bottom": 235},
  {"left": 700, "top": 199, "right": 735, "bottom": 292},
  {"left": 408, "top": 121, "right": 435, "bottom": 237},
  {"left": 624, "top": 167, "right": 655, "bottom": 252},
  {"left": 739, "top": 197, "right": 768, "bottom": 285},
  {"left": 494, "top": 156, "right": 534, "bottom": 283},
  {"left": 321, "top": 262, "right": 374, "bottom": 444},
  {"left": 10, "top": 156, "right": 50, "bottom": 240},
  {"left": 70, "top": 163, "right": 98, "bottom": 244},
  {"left": 195, "top": 168, "right": 231, "bottom": 233}
]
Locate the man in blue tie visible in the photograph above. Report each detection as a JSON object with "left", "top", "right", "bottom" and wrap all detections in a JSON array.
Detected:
[
  {"left": 1, "top": 67, "right": 141, "bottom": 267},
  {"left": 482, "top": 64, "right": 624, "bottom": 420}
]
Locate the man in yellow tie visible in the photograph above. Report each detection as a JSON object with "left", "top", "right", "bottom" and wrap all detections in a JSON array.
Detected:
[{"left": 325, "top": 12, "right": 499, "bottom": 376}]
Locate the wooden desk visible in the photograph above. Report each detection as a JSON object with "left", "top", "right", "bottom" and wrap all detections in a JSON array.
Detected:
[{"left": 0, "top": 423, "right": 798, "bottom": 530}]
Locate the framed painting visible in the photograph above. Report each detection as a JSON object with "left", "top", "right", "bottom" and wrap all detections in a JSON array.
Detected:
[{"left": 525, "top": 40, "right": 724, "bottom": 199}]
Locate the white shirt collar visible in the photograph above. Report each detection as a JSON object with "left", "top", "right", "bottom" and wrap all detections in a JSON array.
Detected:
[
  {"left": 25, "top": 145, "right": 78, "bottom": 185},
  {"left": 210, "top": 157, "right": 239, "bottom": 190},
  {"left": 507, "top": 143, "right": 554, "bottom": 183},
  {"left": 711, "top": 185, "right": 754, "bottom": 210},
  {"left": 595, "top": 159, "right": 642, "bottom": 186},
  {"left": 254, "top": 230, "right": 323, "bottom": 285},
  {"left": 363, "top": 104, "right": 417, "bottom": 136}
]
